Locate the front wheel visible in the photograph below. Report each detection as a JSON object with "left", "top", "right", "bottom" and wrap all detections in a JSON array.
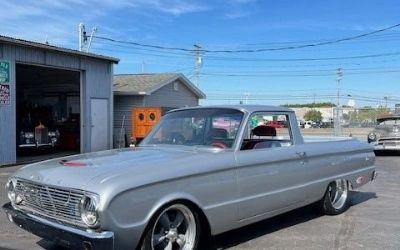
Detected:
[
  {"left": 140, "top": 203, "right": 200, "bottom": 250},
  {"left": 318, "top": 179, "right": 350, "bottom": 215}
]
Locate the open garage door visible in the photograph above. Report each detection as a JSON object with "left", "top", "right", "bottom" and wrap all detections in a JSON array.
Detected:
[{"left": 16, "top": 64, "right": 81, "bottom": 163}]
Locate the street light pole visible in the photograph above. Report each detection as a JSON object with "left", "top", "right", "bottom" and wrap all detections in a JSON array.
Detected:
[{"left": 334, "top": 68, "right": 343, "bottom": 136}]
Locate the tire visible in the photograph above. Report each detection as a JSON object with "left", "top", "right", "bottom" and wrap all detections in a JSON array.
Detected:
[
  {"left": 318, "top": 179, "right": 350, "bottom": 215},
  {"left": 140, "top": 203, "right": 201, "bottom": 250}
]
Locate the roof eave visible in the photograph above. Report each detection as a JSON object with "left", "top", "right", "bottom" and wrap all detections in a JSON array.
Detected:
[
  {"left": 113, "top": 91, "right": 148, "bottom": 96},
  {"left": 0, "top": 35, "right": 119, "bottom": 63}
]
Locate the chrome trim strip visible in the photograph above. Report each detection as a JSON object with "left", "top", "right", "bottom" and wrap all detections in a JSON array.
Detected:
[{"left": 25, "top": 212, "right": 113, "bottom": 239}]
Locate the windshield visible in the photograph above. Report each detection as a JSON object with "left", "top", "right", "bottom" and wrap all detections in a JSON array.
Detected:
[{"left": 141, "top": 108, "right": 244, "bottom": 149}]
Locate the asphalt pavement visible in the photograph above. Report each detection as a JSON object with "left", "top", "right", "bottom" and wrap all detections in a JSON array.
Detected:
[{"left": 0, "top": 155, "right": 399, "bottom": 250}]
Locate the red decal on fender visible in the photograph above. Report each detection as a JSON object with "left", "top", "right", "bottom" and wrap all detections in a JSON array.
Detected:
[{"left": 60, "top": 161, "right": 88, "bottom": 167}]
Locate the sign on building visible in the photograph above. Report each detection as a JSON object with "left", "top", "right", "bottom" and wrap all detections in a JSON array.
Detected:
[
  {"left": 0, "top": 84, "right": 10, "bottom": 105},
  {"left": 0, "top": 61, "right": 10, "bottom": 83}
]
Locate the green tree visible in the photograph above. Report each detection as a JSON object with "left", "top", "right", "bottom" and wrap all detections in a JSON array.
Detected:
[{"left": 304, "top": 110, "right": 323, "bottom": 122}]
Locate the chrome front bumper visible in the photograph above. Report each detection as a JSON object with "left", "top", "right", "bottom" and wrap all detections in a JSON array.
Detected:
[
  {"left": 2, "top": 203, "right": 114, "bottom": 250},
  {"left": 373, "top": 142, "right": 400, "bottom": 150}
]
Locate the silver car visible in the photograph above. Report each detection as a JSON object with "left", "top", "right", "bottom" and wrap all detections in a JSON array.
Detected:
[
  {"left": 368, "top": 114, "right": 400, "bottom": 150},
  {"left": 3, "top": 105, "right": 376, "bottom": 250}
]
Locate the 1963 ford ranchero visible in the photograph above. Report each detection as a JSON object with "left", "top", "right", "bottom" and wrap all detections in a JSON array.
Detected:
[{"left": 3, "top": 105, "right": 376, "bottom": 250}]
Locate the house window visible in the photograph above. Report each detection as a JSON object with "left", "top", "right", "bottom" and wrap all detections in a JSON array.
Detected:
[{"left": 173, "top": 82, "right": 179, "bottom": 91}]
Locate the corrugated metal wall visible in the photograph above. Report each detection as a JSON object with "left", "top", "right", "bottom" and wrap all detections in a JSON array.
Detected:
[
  {"left": 0, "top": 44, "right": 16, "bottom": 165},
  {"left": 113, "top": 80, "right": 199, "bottom": 146},
  {"left": 0, "top": 42, "right": 114, "bottom": 165}
]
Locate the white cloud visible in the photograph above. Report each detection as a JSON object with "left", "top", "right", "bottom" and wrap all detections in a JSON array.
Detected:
[
  {"left": 222, "top": 0, "right": 259, "bottom": 19},
  {"left": 0, "top": 0, "right": 211, "bottom": 48}
]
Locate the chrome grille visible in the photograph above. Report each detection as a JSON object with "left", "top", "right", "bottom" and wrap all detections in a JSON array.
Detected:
[{"left": 15, "top": 179, "right": 85, "bottom": 226}]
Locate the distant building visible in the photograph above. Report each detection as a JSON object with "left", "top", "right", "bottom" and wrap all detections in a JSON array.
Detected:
[{"left": 290, "top": 107, "right": 355, "bottom": 122}]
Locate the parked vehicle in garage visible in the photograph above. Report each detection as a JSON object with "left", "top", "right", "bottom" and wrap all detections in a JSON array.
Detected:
[
  {"left": 17, "top": 106, "right": 59, "bottom": 149},
  {"left": 3, "top": 105, "right": 376, "bottom": 250},
  {"left": 18, "top": 123, "right": 59, "bottom": 149},
  {"left": 368, "top": 114, "right": 400, "bottom": 151}
]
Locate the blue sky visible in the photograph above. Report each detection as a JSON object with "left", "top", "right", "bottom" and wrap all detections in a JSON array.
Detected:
[{"left": 1, "top": 0, "right": 400, "bottom": 107}]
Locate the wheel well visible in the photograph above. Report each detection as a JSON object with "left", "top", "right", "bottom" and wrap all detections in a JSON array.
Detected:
[
  {"left": 135, "top": 199, "right": 211, "bottom": 250},
  {"left": 175, "top": 199, "right": 212, "bottom": 237}
]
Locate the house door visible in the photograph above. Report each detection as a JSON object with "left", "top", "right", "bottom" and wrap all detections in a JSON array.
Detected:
[{"left": 90, "top": 99, "right": 108, "bottom": 151}]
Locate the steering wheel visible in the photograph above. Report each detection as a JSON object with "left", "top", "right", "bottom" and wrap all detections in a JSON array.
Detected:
[
  {"left": 169, "top": 132, "right": 185, "bottom": 145},
  {"left": 211, "top": 141, "right": 228, "bottom": 149}
]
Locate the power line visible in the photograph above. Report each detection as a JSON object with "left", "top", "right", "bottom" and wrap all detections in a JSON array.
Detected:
[
  {"left": 94, "top": 45, "right": 400, "bottom": 63},
  {"left": 200, "top": 69, "right": 400, "bottom": 77},
  {"left": 93, "top": 23, "right": 400, "bottom": 53},
  {"left": 201, "top": 51, "right": 400, "bottom": 62}
]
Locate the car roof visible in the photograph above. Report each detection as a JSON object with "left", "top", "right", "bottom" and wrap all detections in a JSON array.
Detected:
[
  {"left": 169, "top": 105, "right": 294, "bottom": 114},
  {"left": 377, "top": 114, "right": 400, "bottom": 121}
]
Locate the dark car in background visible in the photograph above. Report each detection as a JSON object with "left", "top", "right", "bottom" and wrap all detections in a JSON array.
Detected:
[{"left": 17, "top": 106, "right": 59, "bottom": 150}]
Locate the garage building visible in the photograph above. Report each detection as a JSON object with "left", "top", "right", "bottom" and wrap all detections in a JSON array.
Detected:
[
  {"left": 113, "top": 73, "right": 205, "bottom": 145},
  {"left": 0, "top": 36, "right": 119, "bottom": 166}
]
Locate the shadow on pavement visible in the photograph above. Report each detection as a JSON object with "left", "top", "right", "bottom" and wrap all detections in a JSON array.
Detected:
[
  {"left": 204, "top": 191, "right": 376, "bottom": 250},
  {"left": 374, "top": 150, "right": 400, "bottom": 156},
  {"left": 37, "top": 240, "right": 69, "bottom": 250},
  {"left": 204, "top": 204, "right": 320, "bottom": 250},
  {"left": 350, "top": 191, "right": 377, "bottom": 206}
]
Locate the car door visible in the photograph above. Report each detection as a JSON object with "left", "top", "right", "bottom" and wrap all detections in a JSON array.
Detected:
[{"left": 235, "top": 112, "right": 310, "bottom": 220}]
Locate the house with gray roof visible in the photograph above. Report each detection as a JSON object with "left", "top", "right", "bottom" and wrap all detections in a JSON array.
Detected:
[{"left": 113, "top": 73, "right": 205, "bottom": 146}]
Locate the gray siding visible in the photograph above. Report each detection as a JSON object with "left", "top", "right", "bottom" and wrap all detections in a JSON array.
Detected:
[
  {"left": 81, "top": 59, "right": 113, "bottom": 152},
  {"left": 0, "top": 42, "right": 114, "bottom": 165},
  {"left": 144, "top": 80, "right": 199, "bottom": 107},
  {"left": 113, "top": 95, "right": 144, "bottom": 143},
  {"left": 0, "top": 54, "right": 16, "bottom": 165},
  {"left": 112, "top": 80, "right": 199, "bottom": 147}
]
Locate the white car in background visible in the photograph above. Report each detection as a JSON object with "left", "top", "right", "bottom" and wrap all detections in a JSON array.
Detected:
[{"left": 304, "top": 120, "right": 313, "bottom": 129}]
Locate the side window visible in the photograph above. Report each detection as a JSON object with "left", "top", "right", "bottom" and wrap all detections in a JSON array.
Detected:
[{"left": 241, "top": 112, "right": 293, "bottom": 150}]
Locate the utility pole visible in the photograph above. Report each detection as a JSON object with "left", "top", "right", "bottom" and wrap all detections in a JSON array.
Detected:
[
  {"left": 244, "top": 92, "right": 250, "bottom": 104},
  {"left": 193, "top": 44, "right": 203, "bottom": 87},
  {"left": 78, "top": 23, "right": 85, "bottom": 51},
  {"left": 141, "top": 61, "right": 146, "bottom": 73},
  {"left": 334, "top": 68, "right": 343, "bottom": 136},
  {"left": 313, "top": 93, "right": 316, "bottom": 110},
  {"left": 78, "top": 23, "right": 96, "bottom": 52},
  {"left": 384, "top": 96, "right": 388, "bottom": 109}
]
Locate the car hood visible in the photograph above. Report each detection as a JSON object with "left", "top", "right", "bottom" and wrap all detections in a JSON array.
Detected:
[
  {"left": 12, "top": 146, "right": 228, "bottom": 193},
  {"left": 373, "top": 124, "right": 400, "bottom": 137}
]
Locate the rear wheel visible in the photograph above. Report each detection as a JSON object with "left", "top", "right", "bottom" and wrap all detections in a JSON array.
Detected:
[
  {"left": 140, "top": 203, "right": 200, "bottom": 250},
  {"left": 318, "top": 179, "right": 350, "bottom": 215}
]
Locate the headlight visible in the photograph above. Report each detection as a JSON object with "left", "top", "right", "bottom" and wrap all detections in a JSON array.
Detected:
[
  {"left": 24, "top": 132, "right": 34, "bottom": 138},
  {"left": 80, "top": 194, "right": 100, "bottom": 228},
  {"left": 48, "top": 131, "right": 56, "bottom": 137},
  {"left": 5, "top": 180, "right": 16, "bottom": 202},
  {"left": 368, "top": 133, "right": 377, "bottom": 141},
  {"left": 5, "top": 179, "right": 22, "bottom": 205}
]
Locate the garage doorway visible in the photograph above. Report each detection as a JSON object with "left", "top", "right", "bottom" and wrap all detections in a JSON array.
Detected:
[{"left": 16, "top": 64, "right": 81, "bottom": 163}]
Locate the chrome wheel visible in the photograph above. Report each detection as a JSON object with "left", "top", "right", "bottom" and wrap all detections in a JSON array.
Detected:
[
  {"left": 151, "top": 204, "right": 197, "bottom": 250},
  {"left": 328, "top": 179, "right": 348, "bottom": 210}
]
